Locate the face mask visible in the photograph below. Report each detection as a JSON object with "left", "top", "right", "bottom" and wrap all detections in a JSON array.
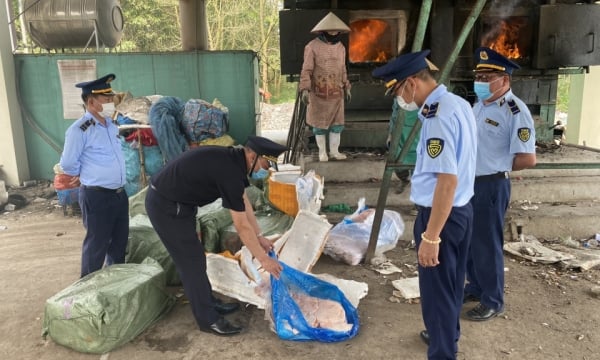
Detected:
[
  {"left": 320, "top": 32, "right": 341, "bottom": 44},
  {"left": 251, "top": 168, "right": 269, "bottom": 180},
  {"left": 396, "top": 81, "right": 419, "bottom": 111},
  {"left": 99, "top": 102, "right": 116, "bottom": 119},
  {"left": 474, "top": 77, "right": 502, "bottom": 101}
]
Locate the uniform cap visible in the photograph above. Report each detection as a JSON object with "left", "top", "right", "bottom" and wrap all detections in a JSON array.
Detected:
[
  {"left": 75, "top": 74, "right": 116, "bottom": 96},
  {"left": 474, "top": 47, "right": 520, "bottom": 75},
  {"left": 246, "top": 135, "right": 288, "bottom": 163},
  {"left": 311, "top": 12, "right": 350, "bottom": 34},
  {"left": 372, "top": 50, "right": 438, "bottom": 95}
]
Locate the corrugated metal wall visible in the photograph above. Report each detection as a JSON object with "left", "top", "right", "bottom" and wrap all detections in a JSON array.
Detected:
[{"left": 14, "top": 51, "right": 260, "bottom": 180}]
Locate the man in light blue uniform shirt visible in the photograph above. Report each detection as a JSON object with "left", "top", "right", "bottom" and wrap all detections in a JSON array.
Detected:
[
  {"left": 464, "top": 47, "right": 536, "bottom": 321},
  {"left": 60, "top": 73, "right": 128, "bottom": 278},
  {"left": 373, "top": 50, "right": 477, "bottom": 360}
]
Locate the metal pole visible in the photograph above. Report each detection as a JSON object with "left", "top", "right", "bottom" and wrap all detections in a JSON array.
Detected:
[
  {"left": 439, "top": 0, "right": 487, "bottom": 85},
  {"left": 365, "top": 0, "right": 433, "bottom": 264},
  {"left": 366, "top": 0, "right": 488, "bottom": 263}
]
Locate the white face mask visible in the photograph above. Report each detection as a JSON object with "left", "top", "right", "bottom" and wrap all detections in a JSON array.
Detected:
[
  {"left": 99, "top": 102, "right": 116, "bottom": 119},
  {"left": 396, "top": 81, "right": 419, "bottom": 111}
]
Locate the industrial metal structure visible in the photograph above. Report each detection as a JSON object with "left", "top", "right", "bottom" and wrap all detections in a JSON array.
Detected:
[
  {"left": 278, "top": 0, "right": 600, "bottom": 262},
  {"left": 23, "top": 0, "right": 124, "bottom": 51},
  {"left": 279, "top": 0, "right": 600, "bottom": 149}
]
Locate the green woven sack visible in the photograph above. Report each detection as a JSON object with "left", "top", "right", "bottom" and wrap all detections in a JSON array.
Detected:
[
  {"left": 126, "top": 224, "right": 181, "bottom": 286},
  {"left": 42, "top": 258, "right": 175, "bottom": 354}
]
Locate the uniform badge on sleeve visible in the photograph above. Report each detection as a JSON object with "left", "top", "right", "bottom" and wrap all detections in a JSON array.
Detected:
[
  {"left": 426, "top": 138, "right": 444, "bottom": 158},
  {"left": 79, "top": 119, "right": 95, "bottom": 132},
  {"left": 517, "top": 127, "right": 531, "bottom": 142},
  {"left": 507, "top": 99, "right": 521, "bottom": 115}
]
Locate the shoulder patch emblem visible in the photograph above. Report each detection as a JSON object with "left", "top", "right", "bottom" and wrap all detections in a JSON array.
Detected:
[
  {"left": 426, "top": 138, "right": 444, "bottom": 158},
  {"left": 79, "top": 119, "right": 96, "bottom": 132},
  {"left": 507, "top": 99, "right": 520, "bottom": 115},
  {"left": 423, "top": 102, "right": 439, "bottom": 119},
  {"left": 517, "top": 127, "right": 531, "bottom": 142}
]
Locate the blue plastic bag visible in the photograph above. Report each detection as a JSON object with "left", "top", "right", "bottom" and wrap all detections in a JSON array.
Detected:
[{"left": 270, "top": 252, "right": 359, "bottom": 342}]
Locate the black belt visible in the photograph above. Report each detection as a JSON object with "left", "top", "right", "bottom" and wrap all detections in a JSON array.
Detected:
[
  {"left": 475, "top": 171, "right": 509, "bottom": 181},
  {"left": 83, "top": 185, "right": 124, "bottom": 193},
  {"left": 415, "top": 205, "right": 431, "bottom": 212}
]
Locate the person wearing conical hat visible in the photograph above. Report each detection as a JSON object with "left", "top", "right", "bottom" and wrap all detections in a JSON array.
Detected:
[{"left": 299, "top": 12, "right": 351, "bottom": 162}]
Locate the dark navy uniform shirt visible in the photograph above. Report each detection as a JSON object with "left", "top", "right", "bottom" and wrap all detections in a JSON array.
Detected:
[{"left": 151, "top": 146, "right": 249, "bottom": 211}]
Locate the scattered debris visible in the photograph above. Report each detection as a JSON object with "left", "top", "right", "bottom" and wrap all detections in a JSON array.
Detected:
[
  {"left": 504, "top": 237, "right": 575, "bottom": 264},
  {"left": 391, "top": 277, "right": 420, "bottom": 300},
  {"left": 370, "top": 261, "right": 403, "bottom": 275},
  {"left": 589, "top": 286, "right": 600, "bottom": 298}
]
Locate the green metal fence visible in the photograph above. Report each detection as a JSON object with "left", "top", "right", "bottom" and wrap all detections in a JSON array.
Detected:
[{"left": 14, "top": 50, "right": 259, "bottom": 180}]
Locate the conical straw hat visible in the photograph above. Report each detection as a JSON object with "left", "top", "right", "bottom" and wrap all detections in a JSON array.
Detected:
[{"left": 311, "top": 12, "right": 350, "bottom": 33}]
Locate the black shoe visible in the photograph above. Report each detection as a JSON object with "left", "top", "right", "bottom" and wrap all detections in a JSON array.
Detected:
[
  {"left": 463, "top": 293, "right": 480, "bottom": 304},
  {"left": 419, "top": 330, "right": 429, "bottom": 345},
  {"left": 465, "top": 303, "right": 504, "bottom": 321},
  {"left": 214, "top": 301, "right": 240, "bottom": 315},
  {"left": 200, "top": 317, "right": 243, "bottom": 336}
]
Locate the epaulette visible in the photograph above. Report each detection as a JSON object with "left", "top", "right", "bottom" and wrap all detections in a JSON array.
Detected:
[
  {"left": 79, "top": 119, "right": 96, "bottom": 132},
  {"left": 507, "top": 99, "right": 520, "bottom": 115},
  {"left": 421, "top": 102, "right": 439, "bottom": 119}
]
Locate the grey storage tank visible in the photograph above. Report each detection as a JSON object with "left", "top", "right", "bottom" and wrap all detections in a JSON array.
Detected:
[{"left": 24, "top": 0, "right": 124, "bottom": 49}]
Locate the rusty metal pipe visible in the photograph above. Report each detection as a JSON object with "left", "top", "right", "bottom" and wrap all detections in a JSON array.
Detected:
[{"left": 564, "top": 143, "right": 600, "bottom": 154}]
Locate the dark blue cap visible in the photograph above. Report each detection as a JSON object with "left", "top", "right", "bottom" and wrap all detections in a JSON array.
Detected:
[
  {"left": 75, "top": 73, "right": 116, "bottom": 96},
  {"left": 246, "top": 135, "right": 288, "bottom": 162},
  {"left": 372, "top": 50, "right": 438, "bottom": 95},
  {"left": 474, "top": 47, "right": 520, "bottom": 75}
]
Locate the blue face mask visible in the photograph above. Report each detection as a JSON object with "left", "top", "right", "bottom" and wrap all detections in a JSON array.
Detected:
[
  {"left": 473, "top": 81, "right": 492, "bottom": 101},
  {"left": 474, "top": 77, "right": 502, "bottom": 101},
  {"left": 251, "top": 168, "right": 269, "bottom": 180}
]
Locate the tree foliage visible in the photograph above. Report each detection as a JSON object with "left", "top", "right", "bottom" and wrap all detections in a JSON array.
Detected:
[
  {"left": 118, "top": 0, "right": 181, "bottom": 52},
  {"left": 9, "top": 0, "right": 289, "bottom": 100}
]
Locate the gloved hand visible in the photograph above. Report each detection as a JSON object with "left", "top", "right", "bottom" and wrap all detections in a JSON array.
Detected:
[
  {"left": 345, "top": 87, "right": 351, "bottom": 103},
  {"left": 301, "top": 90, "right": 309, "bottom": 105}
]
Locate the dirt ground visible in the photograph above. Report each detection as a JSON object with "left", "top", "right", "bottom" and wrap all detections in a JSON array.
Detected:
[{"left": 1, "top": 183, "right": 600, "bottom": 360}]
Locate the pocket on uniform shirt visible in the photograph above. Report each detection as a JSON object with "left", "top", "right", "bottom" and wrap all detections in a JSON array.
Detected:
[{"left": 483, "top": 121, "right": 504, "bottom": 137}]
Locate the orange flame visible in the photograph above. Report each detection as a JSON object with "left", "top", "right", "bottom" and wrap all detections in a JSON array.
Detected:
[
  {"left": 483, "top": 19, "right": 525, "bottom": 59},
  {"left": 349, "top": 19, "right": 392, "bottom": 63}
]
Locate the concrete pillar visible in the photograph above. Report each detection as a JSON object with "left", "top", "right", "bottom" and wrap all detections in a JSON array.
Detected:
[
  {"left": 0, "top": 2, "right": 30, "bottom": 185},
  {"left": 179, "top": 0, "right": 209, "bottom": 51},
  {"left": 572, "top": 66, "right": 600, "bottom": 148}
]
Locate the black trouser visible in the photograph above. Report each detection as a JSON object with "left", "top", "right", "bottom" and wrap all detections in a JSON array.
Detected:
[
  {"left": 145, "top": 185, "right": 219, "bottom": 328},
  {"left": 415, "top": 203, "right": 473, "bottom": 360},
  {"left": 79, "top": 186, "right": 129, "bottom": 278}
]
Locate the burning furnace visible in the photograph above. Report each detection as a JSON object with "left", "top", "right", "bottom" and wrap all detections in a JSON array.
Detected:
[{"left": 280, "top": 0, "right": 600, "bottom": 147}]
